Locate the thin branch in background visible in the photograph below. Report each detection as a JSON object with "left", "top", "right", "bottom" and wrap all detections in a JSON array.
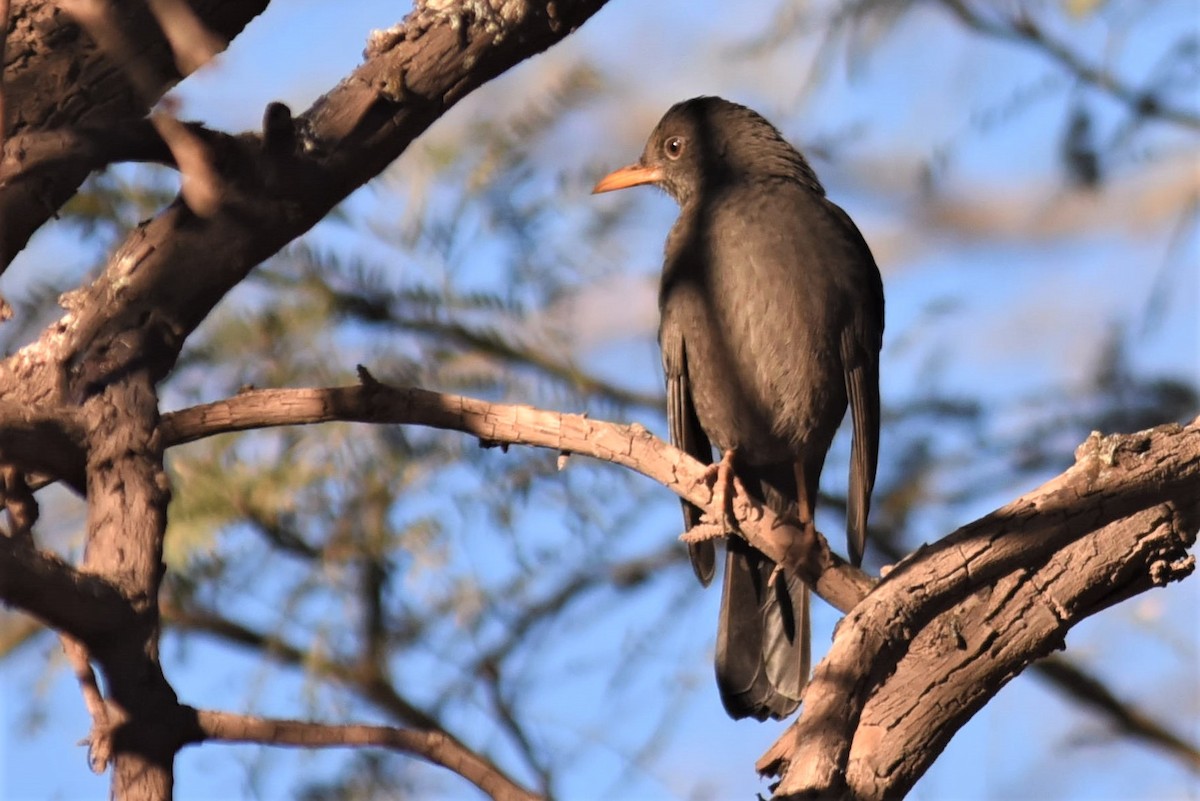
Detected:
[
  {"left": 938, "top": 0, "right": 1200, "bottom": 130},
  {"left": 162, "top": 600, "right": 440, "bottom": 732},
  {"left": 192, "top": 709, "right": 542, "bottom": 801},
  {"left": 1034, "top": 654, "right": 1200, "bottom": 773},
  {"left": 479, "top": 668, "right": 555, "bottom": 800},
  {"left": 166, "top": 602, "right": 540, "bottom": 799}
]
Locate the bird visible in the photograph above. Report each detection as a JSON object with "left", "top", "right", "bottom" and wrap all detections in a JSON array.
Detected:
[{"left": 593, "top": 96, "right": 883, "bottom": 721}]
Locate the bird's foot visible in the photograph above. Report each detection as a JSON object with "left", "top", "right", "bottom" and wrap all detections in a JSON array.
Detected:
[
  {"left": 700, "top": 447, "right": 740, "bottom": 533},
  {"left": 765, "top": 510, "right": 815, "bottom": 587}
]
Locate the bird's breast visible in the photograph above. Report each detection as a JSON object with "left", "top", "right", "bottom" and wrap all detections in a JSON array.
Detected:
[{"left": 662, "top": 189, "right": 850, "bottom": 462}]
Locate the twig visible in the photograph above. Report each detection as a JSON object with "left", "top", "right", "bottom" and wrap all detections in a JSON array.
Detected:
[{"left": 938, "top": 0, "right": 1200, "bottom": 130}]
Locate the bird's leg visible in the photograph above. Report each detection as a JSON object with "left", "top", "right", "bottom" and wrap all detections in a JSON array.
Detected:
[
  {"left": 680, "top": 450, "right": 747, "bottom": 545},
  {"left": 703, "top": 446, "right": 740, "bottom": 534},
  {"left": 784, "top": 462, "right": 820, "bottom": 571},
  {"left": 793, "top": 463, "right": 815, "bottom": 534}
]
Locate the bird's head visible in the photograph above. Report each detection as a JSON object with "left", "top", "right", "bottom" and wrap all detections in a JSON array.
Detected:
[{"left": 592, "top": 96, "right": 823, "bottom": 206}]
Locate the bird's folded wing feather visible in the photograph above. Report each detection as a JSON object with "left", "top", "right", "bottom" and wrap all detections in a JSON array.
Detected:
[
  {"left": 661, "top": 321, "right": 717, "bottom": 586},
  {"left": 841, "top": 319, "right": 880, "bottom": 567}
]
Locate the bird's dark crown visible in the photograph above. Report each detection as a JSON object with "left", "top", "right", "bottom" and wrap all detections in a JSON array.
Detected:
[{"left": 642, "top": 96, "right": 825, "bottom": 204}]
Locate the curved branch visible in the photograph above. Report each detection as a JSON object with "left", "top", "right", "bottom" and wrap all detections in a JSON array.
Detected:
[
  {"left": 0, "top": 533, "right": 137, "bottom": 643},
  {"left": 191, "top": 709, "right": 542, "bottom": 801},
  {"left": 867, "top": 518, "right": 1200, "bottom": 776},
  {"left": 760, "top": 419, "right": 1200, "bottom": 799},
  {"left": 160, "top": 377, "right": 875, "bottom": 612}
]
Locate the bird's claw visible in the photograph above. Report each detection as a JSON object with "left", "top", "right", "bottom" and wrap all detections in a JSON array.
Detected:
[{"left": 702, "top": 447, "right": 740, "bottom": 533}]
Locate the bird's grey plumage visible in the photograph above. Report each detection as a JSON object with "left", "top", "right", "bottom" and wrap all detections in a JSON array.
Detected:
[{"left": 596, "top": 96, "right": 883, "bottom": 720}]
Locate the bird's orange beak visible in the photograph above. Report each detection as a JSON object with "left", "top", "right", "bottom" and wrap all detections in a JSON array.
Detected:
[{"left": 592, "top": 163, "right": 663, "bottom": 194}]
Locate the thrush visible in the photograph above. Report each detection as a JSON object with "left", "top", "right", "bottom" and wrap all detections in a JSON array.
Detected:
[{"left": 594, "top": 96, "right": 884, "bottom": 721}]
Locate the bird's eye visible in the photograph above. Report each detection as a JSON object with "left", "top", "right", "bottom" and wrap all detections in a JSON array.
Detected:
[{"left": 664, "top": 136, "right": 685, "bottom": 160}]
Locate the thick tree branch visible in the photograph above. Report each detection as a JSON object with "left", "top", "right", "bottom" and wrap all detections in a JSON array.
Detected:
[
  {"left": 1, "top": 119, "right": 233, "bottom": 188},
  {"left": 0, "top": 533, "right": 138, "bottom": 641},
  {"left": 760, "top": 420, "right": 1200, "bottom": 799},
  {"left": 0, "top": 400, "right": 87, "bottom": 491},
  {"left": 1, "top": 0, "right": 270, "bottom": 269},
  {"left": 2, "top": 0, "right": 613, "bottom": 411},
  {"left": 191, "top": 709, "right": 542, "bottom": 801},
  {"left": 868, "top": 519, "right": 1200, "bottom": 776}
]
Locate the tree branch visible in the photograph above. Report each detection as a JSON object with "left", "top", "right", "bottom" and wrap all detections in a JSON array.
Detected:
[
  {"left": 163, "top": 387, "right": 1200, "bottom": 798},
  {"left": 159, "top": 378, "right": 875, "bottom": 613},
  {"left": 937, "top": 0, "right": 1200, "bottom": 130},
  {"left": 0, "top": 400, "right": 88, "bottom": 492},
  {"left": 59, "top": 634, "right": 116, "bottom": 773},
  {"left": 191, "top": 709, "right": 542, "bottom": 801},
  {"left": 0, "top": 533, "right": 138, "bottom": 642},
  {"left": 868, "top": 515, "right": 1200, "bottom": 776},
  {"left": 163, "top": 600, "right": 540, "bottom": 800},
  {"left": 1, "top": 0, "right": 270, "bottom": 269},
  {"left": 3, "top": 0, "right": 613, "bottom": 408},
  {"left": 1034, "top": 654, "right": 1200, "bottom": 772},
  {"left": 162, "top": 599, "right": 442, "bottom": 732},
  {"left": 759, "top": 420, "right": 1200, "bottom": 799}
]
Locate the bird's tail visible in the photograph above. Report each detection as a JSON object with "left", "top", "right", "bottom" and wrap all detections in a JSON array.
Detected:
[{"left": 714, "top": 534, "right": 810, "bottom": 720}]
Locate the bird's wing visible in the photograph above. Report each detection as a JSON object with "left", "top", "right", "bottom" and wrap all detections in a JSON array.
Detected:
[
  {"left": 661, "top": 319, "right": 716, "bottom": 586},
  {"left": 841, "top": 326, "right": 879, "bottom": 567},
  {"left": 820, "top": 198, "right": 883, "bottom": 567}
]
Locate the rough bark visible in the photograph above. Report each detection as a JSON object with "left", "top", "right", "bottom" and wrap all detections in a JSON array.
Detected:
[
  {"left": 0, "top": 2, "right": 612, "bottom": 800},
  {"left": 1, "top": 0, "right": 270, "bottom": 270},
  {"left": 759, "top": 422, "right": 1199, "bottom": 800}
]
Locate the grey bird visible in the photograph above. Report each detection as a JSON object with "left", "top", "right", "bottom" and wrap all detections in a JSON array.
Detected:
[{"left": 593, "top": 96, "right": 883, "bottom": 720}]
